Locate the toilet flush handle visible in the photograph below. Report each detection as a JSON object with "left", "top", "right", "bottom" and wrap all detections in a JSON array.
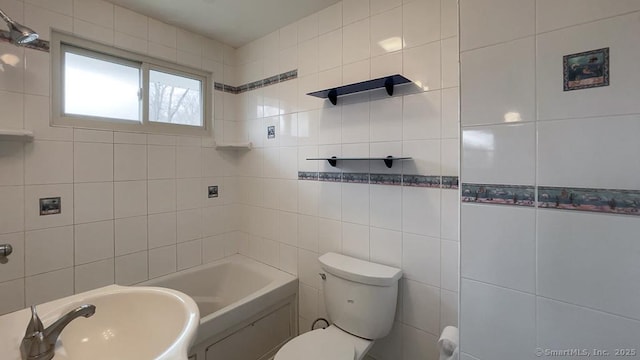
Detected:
[{"left": 319, "top": 273, "right": 326, "bottom": 280}]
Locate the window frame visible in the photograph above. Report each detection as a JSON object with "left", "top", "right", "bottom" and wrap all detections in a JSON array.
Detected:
[{"left": 51, "top": 31, "right": 213, "bottom": 137}]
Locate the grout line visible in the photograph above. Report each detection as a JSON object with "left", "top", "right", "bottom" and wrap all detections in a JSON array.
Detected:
[
  {"left": 112, "top": 138, "right": 116, "bottom": 284},
  {"left": 22, "top": 118, "right": 27, "bottom": 308},
  {"left": 535, "top": 293, "right": 640, "bottom": 324},
  {"left": 146, "top": 141, "right": 150, "bottom": 280},
  {"left": 174, "top": 144, "right": 178, "bottom": 270},
  {"left": 71, "top": 134, "right": 76, "bottom": 294},
  {"left": 534, "top": 9, "right": 640, "bottom": 36},
  {"left": 461, "top": 276, "right": 535, "bottom": 296},
  {"left": 537, "top": 111, "right": 640, "bottom": 123},
  {"left": 460, "top": 33, "right": 535, "bottom": 54},
  {"left": 533, "top": 3, "right": 540, "bottom": 348}
]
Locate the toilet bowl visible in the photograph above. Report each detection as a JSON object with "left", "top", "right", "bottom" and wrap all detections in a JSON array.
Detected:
[
  {"left": 275, "top": 325, "right": 373, "bottom": 360},
  {"left": 274, "top": 252, "right": 403, "bottom": 360}
]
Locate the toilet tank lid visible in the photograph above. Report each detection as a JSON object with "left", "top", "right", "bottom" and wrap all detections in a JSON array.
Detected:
[{"left": 319, "top": 252, "right": 402, "bottom": 286}]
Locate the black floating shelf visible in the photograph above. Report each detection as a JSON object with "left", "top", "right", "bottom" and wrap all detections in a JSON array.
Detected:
[
  {"left": 307, "top": 74, "right": 412, "bottom": 105},
  {"left": 307, "top": 156, "right": 412, "bottom": 169}
]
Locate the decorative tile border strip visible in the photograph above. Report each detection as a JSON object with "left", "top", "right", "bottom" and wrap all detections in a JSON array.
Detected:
[
  {"left": 442, "top": 176, "right": 460, "bottom": 189},
  {"left": 298, "top": 171, "right": 318, "bottom": 181},
  {"left": 214, "top": 69, "right": 298, "bottom": 95},
  {"left": 370, "top": 174, "right": 402, "bottom": 186},
  {"left": 403, "top": 175, "right": 441, "bottom": 188},
  {"left": 539, "top": 186, "right": 640, "bottom": 216},
  {"left": 461, "top": 183, "right": 536, "bottom": 207},
  {"left": 460, "top": 184, "right": 640, "bottom": 216},
  {"left": 299, "top": 172, "right": 459, "bottom": 190},
  {"left": 343, "top": 173, "right": 370, "bottom": 184},
  {"left": 318, "top": 172, "right": 342, "bottom": 182}
]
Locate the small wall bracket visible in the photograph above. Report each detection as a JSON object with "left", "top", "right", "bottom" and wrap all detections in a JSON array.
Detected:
[
  {"left": 328, "top": 89, "right": 338, "bottom": 106},
  {"left": 383, "top": 155, "right": 395, "bottom": 169},
  {"left": 384, "top": 77, "right": 395, "bottom": 96}
]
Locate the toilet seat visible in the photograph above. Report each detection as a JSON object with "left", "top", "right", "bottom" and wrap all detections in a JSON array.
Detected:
[{"left": 275, "top": 328, "right": 356, "bottom": 360}]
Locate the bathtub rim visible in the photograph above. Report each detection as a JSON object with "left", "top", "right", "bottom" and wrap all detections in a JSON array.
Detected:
[{"left": 142, "top": 254, "right": 299, "bottom": 346}]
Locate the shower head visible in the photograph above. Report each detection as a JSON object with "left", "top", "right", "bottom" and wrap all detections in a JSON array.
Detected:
[{"left": 0, "top": 8, "right": 39, "bottom": 45}]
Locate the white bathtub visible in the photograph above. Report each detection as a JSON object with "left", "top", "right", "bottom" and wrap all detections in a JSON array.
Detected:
[{"left": 143, "top": 254, "right": 298, "bottom": 360}]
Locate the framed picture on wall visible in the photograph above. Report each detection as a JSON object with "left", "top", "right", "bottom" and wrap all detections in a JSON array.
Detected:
[{"left": 563, "top": 47, "right": 610, "bottom": 91}]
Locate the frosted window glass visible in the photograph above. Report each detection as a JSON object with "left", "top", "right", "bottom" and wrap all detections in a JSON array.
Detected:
[
  {"left": 149, "top": 70, "right": 203, "bottom": 127},
  {"left": 64, "top": 52, "right": 141, "bottom": 121}
]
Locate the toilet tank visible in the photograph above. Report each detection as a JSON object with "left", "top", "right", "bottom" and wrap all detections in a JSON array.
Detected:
[{"left": 319, "top": 253, "right": 402, "bottom": 340}]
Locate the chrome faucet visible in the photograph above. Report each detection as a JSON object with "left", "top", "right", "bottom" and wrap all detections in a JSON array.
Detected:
[{"left": 20, "top": 304, "right": 96, "bottom": 360}]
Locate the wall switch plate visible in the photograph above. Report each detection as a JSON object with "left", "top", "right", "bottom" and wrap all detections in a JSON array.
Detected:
[
  {"left": 208, "top": 186, "right": 219, "bottom": 198},
  {"left": 40, "top": 197, "right": 61, "bottom": 216},
  {"left": 267, "top": 126, "right": 276, "bottom": 139}
]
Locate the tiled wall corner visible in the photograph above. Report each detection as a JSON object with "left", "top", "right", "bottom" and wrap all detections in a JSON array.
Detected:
[
  {"left": 0, "top": 0, "right": 240, "bottom": 315},
  {"left": 460, "top": 2, "right": 640, "bottom": 359},
  {"left": 231, "top": 0, "right": 461, "bottom": 359}
]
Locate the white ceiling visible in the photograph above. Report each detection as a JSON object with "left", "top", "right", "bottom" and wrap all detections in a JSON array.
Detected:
[{"left": 107, "top": 0, "right": 340, "bottom": 48}]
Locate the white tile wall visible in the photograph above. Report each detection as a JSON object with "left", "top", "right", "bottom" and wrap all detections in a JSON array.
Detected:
[
  {"left": 0, "top": 279, "right": 25, "bottom": 315},
  {"left": 25, "top": 226, "right": 73, "bottom": 276},
  {"left": 74, "top": 220, "right": 114, "bottom": 265},
  {"left": 460, "top": 279, "right": 536, "bottom": 360},
  {"left": 537, "top": 12, "right": 640, "bottom": 121},
  {"left": 114, "top": 143, "right": 147, "bottom": 181},
  {"left": 74, "top": 142, "right": 113, "bottom": 182},
  {"left": 462, "top": 123, "right": 536, "bottom": 185},
  {"left": 461, "top": 204, "right": 535, "bottom": 293},
  {"left": 25, "top": 267, "right": 74, "bottom": 306},
  {"left": 115, "top": 250, "right": 148, "bottom": 285},
  {"left": 148, "top": 245, "right": 177, "bottom": 278},
  {"left": 115, "top": 216, "right": 147, "bottom": 256},
  {"left": 538, "top": 210, "right": 640, "bottom": 320},
  {"left": 231, "top": 2, "right": 460, "bottom": 358},
  {"left": 402, "top": 279, "right": 441, "bottom": 335},
  {"left": 461, "top": 3, "right": 640, "bottom": 360},
  {"left": 341, "top": 222, "right": 370, "bottom": 259},
  {"left": 535, "top": 0, "right": 640, "bottom": 34},
  {"left": 75, "top": 258, "right": 114, "bottom": 292},
  {"left": 538, "top": 115, "right": 640, "bottom": 189},
  {"left": 460, "top": 37, "right": 536, "bottom": 126},
  {"left": 538, "top": 297, "right": 640, "bottom": 351},
  {"left": 459, "top": 0, "right": 534, "bottom": 51},
  {"left": 74, "top": 182, "right": 114, "bottom": 224},
  {"left": 403, "top": 0, "right": 440, "bottom": 49},
  {"left": 0, "top": 0, "right": 238, "bottom": 313},
  {"left": 25, "top": 141, "right": 73, "bottom": 184},
  {"left": 2, "top": 1, "right": 461, "bottom": 359},
  {"left": 0, "top": 186, "right": 25, "bottom": 233},
  {"left": 370, "top": 7, "right": 401, "bottom": 58}
]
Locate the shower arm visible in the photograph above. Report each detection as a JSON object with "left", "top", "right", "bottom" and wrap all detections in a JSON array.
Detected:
[{"left": 0, "top": 8, "right": 16, "bottom": 26}]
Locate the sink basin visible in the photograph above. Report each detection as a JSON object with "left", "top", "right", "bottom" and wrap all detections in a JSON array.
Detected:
[{"left": 0, "top": 285, "right": 199, "bottom": 360}]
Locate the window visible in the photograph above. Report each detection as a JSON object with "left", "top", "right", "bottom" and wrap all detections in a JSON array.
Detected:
[
  {"left": 51, "top": 31, "right": 212, "bottom": 136},
  {"left": 148, "top": 69, "right": 203, "bottom": 126}
]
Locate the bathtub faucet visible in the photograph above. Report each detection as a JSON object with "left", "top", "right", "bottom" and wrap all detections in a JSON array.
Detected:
[{"left": 20, "top": 304, "right": 96, "bottom": 360}]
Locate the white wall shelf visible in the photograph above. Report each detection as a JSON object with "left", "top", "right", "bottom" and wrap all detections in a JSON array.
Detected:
[
  {"left": 0, "top": 129, "right": 34, "bottom": 142},
  {"left": 215, "top": 142, "right": 253, "bottom": 150}
]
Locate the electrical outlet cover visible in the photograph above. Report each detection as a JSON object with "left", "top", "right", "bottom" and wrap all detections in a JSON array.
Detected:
[
  {"left": 40, "top": 197, "right": 61, "bottom": 216},
  {"left": 208, "top": 186, "right": 219, "bottom": 198}
]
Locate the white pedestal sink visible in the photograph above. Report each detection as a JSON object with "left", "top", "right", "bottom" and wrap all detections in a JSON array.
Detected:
[{"left": 0, "top": 285, "right": 200, "bottom": 360}]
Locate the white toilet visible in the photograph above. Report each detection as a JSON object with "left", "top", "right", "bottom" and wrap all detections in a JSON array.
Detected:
[{"left": 275, "top": 252, "right": 403, "bottom": 360}]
